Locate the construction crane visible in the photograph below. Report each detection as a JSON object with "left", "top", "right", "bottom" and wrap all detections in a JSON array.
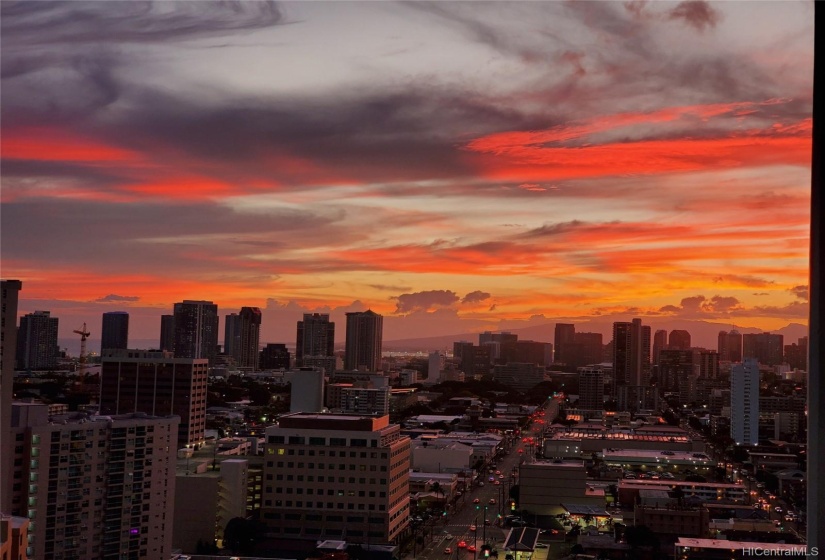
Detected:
[{"left": 73, "top": 323, "right": 90, "bottom": 384}]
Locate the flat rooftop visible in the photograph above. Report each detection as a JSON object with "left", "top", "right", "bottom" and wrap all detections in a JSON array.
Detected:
[
  {"left": 276, "top": 412, "right": 390, "bottom": 431},
  {"left": 620, "top": 480, "right": 744, "bottom": 490},
  {"left": 675, "top": 538, "right": 807, "bottom": 552},
  {"left": 603, "top": 449, "right": 711, "bottom": 461}
]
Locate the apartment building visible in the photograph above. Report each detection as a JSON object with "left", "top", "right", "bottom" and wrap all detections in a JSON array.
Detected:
[
  {"left": 8, "top": 403, "right": 178, "bottom": 560},
  {"left": 261, "top": 413, "right": 410, "bottom": 546}
]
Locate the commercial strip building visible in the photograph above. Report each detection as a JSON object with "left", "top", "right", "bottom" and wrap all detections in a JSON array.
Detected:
[
  {"left": 519, "top": 460, "right": 604, "bottom": 518},
  {"left": 674, "top": 538, "right": 807, "bottom": 560},
  {"left": 261, "top": 413, "right": 410, "bottom": 547},
  {"left": 601, "top": 448, "right": 714, "bottom": 474},
  {"left": 618, "top": 479, "right": 747, "bottom": 505}
]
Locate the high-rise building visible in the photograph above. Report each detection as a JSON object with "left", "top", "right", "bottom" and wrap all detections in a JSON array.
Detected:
[
  {"left": 100, "top": 311, "right": 129, "bottom": 353},
  {"left": 554, "top": 323, "right": 576, "bottom": 364},
  {"left": 237, "top": 307, "right": 262, "bottom": 370},
  {"left": 612, "top": 318, "right": 651, "bottom": 387},
  {"left": 698, "top": 351, "right": 720, "bottom": 379},
  {"left": 718, "top": 329, "right": 742, "bottom": 362},
  {"left": 731, "top": 358, "right": 760, "bottom": 445},
  {"left": 668, "top": 329, "right": 692, "bottom": 350},
  {"left": 173, "top": 300, "right": 218, "bottom": 364},
  {"left": 160, "top": 314, "right": 175, "bottom": 352},
  {"left": 260, "top": 343, "right": 290, "bottom": 370},
  {"left": 652, "top": 329, "right": 668, "bottom": 366},
  {"left": 223, "top": 312, "right": 241, "bottom": 358},
  {"left": 16, "top": 310, "right": 58, "bottom": 370},
  {"left": 428, "top": 351, "right": 442, "bottom": 383},
  {"left": 578, "top": 366, "right": 605, "bottom": 412},
  {"left": 479, "top": 331, "right": 518, "bottom": 364},
  {"left": 514, "top": 340, "right": 553, "bottom": 366},
  {"left": 100, "top": 349, "right": 208, "bottom": 448},
  {"left": 296, "top": 313, "right": 335, "bottom": 367},
  {"left": 8, "top": 404, "right": 178, "bottom": 560},
  {"left": 658, "top": 349, "right": 694, "bottom": 393},
  {"left": 1, "top": 279, "right": 22, "bottom": 514},
  {"left": 261, "top": 413, "right": 410, "bottom": 546},
  {"left": 345, "top": 310, "right": 383, "bottom": 371},
  {"left": 339, "top": 386, "right": 391, "bottom": 415},
  {"left": 784, "top": 337, "right": 808, "bottom": 370},
  {"left": 742, "top": 332, "right": 784, "bottom": 366}
]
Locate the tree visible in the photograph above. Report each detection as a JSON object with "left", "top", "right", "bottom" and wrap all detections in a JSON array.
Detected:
[
  {"left": 624, "top": 525, "right": 659, "bottom": 550},
  {"left": 223, "top": 517, "right": 256, "bottom": 554}
]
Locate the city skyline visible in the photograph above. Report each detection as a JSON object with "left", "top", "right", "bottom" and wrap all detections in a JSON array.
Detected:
[{"left": 1, "top": 2, "right": 814, "bottom": 346}]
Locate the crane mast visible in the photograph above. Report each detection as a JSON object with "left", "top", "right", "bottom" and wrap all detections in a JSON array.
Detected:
[{"left": 73, "top": 323, "right": 90, "bottom": 384}]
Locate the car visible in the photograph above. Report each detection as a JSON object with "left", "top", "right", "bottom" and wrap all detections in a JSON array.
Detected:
[
  {"left": 494, "top": 480, "right": 501, "bottom": 485},
  {"left": 478, "top": 482, "right": 484, "bottom": 487},
  {"left": 775, "top": 507, "right": 783, "bottom": 514},
  {"left": 470, "top": 525, "right": 476, "bottom": 531},
  {"left": 457, "top": 540, "right": 467, "bottom": 548},
  {"left": 473, "top": 498, "right": 481, "bottom": 504},
  {"left": 484, "top": 519, "right": 491, "bottom": 525},
  {"left": 489, "top": 476, "right": 495, "bottom": 482},
  {"left": 785, "top": 514, "right": 796, "bottom": 521},
  {"left": 535, "top": 543, "right": 549, "bottom": 548},
  {"left": 467, "top": 545, "right": 477, "bottom": 552},
  {"left": 518, "top": 449, "right": 523, "bottom": 454},
  {"left": 444, "top": 548, "right": 452, "bottom": 554},
  {"left": 624, "top": 473, "right": 636, "bottom": 479},
  {"left": 499, "top": 474, "right": 505, "bottom": 479},
  {"left": 661, "top": 472, "right": 675, "bottom": 479},
  {"left": 489, "top": 498, "right": 496, "bottom": 504}
]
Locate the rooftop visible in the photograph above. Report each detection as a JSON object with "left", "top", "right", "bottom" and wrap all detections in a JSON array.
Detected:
[{"left": 675, "top": 538, "right": 807, "bottom": 552}]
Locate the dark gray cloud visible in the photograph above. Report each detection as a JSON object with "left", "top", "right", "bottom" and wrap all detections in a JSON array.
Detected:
[
  {"left": 461, "top": 290, "right": 491, "bottom": 304},
  {"left": 789, "top": 285, "right": 809, "bottom": 301},
  {"left": 659, "top": 294, "right": 743, "bottom": 316},
  {"left": 95, "top": 294, "right": 140, "bottom": 303},
  {"left": 394, "top": 290, "right": 460, "bottom": 314}
]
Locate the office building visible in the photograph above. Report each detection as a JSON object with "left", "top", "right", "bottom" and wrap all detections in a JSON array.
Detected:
[
  {"left": 491, "top": 362, "right": 547, "bottom": 392},
  {"left": 100, "top": 311, "right": 129, "bottom": 353},
  {"left": 718, "top": 329, "right": 742, "bottom": 362},
  {"left": 261, "top": 413, "right": 410, "bottom": 545},
  {"left": 173, "top": 300, "right": 219, "bottom": 364},
  {"left": 669, "top": 329, "right": 692, "bottom": 350},
  {"left": 296, "top": 313, "right": 335, "bottom": 367},
  {"left": 452, "top": 341, "right": 491, "bottom": 376},
  {"left": 8, "top": 404, "right": 178, "bottom": 560},
  {"left": 260, "top": 343, "right": 291, "bottom": 370},
  {"left": 100, "top": 349, "right": 208, "bottom": 448},
  {"left": 289, "top": 367, "right": 325, "bottom": 413},
  {"left": 1, "top": 279, "right": 23, "bottom": 514},
  {"left": 653, "top": 329, "right": 668, "bottom": 366},
  {"left": 514, "top": 340, "right": 553, "bottom": 366},
  {"left": 731, "top": 358, "right": 760, "bottom": 446},
  {"left": 742, "top": 332, "right": 784, "bottom": 365},
  {"left": 15, "top": 310, "right": 58, "bottom": 370},
  {"left": 612, "top": 318, "right": 651, "bottom": 387},
  {"left": 345, "top": 310, "right": 383, "bottom": 371},
  {"left": 479, "top": 331, "right": 518, "bottom": 364}
]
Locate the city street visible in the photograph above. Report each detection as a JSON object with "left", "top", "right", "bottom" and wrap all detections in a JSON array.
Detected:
[{"left": 408, "top": 409, "right": 549, "bottom": 560}]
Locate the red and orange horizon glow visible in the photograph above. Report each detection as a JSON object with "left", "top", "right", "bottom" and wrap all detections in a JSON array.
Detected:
[{"left": 1, "top": 1, "right": 813, "bottom": 347}]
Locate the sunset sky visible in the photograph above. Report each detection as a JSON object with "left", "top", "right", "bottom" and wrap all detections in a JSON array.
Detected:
[{"left": 1, "top": 1, "right": 814, "bottom": 348}]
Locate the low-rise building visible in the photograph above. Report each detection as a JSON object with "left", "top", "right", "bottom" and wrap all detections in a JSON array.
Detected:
[{"left": 519, "top": 460, "right": 603, "bottom": 517}]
